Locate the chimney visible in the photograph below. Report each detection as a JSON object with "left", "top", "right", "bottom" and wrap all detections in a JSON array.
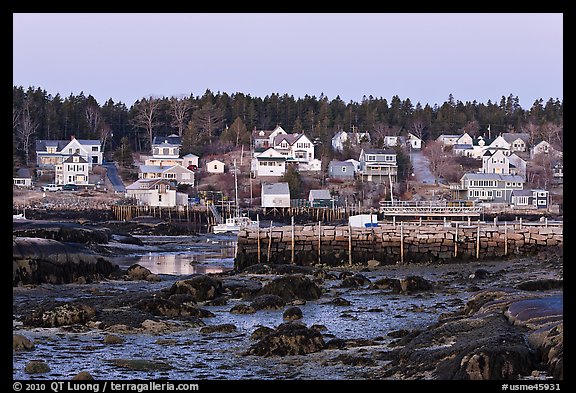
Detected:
[{"left": 70, "top": 135, "right": 75, "bottom": 140}]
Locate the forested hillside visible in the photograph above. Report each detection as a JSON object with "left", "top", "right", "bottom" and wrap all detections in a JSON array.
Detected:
[{"left": 13, "top": 86, "right": 563, "bottom": 167}]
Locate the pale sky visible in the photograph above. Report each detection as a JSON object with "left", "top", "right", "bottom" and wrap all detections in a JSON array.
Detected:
[{"left": 13, "top": 13, "right": 563, "bottom": 108}]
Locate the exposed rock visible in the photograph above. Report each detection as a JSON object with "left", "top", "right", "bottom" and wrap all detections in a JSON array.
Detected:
[
  {"left": 241, "top": 264, "right": 271, "bottom": 274},
  {"left": 71, "top": 371, "right": 94, "bottom": 380},
  {"left": 469, "top": 269, "right": 490, "bottom": 280},
  {"left": 325, "top": 297, "right": 351, "bottom": 306},
  {"left": 325, "top": 338, "right": 347, "bottom": 349},
  {"left": 23, "top": 302, "right": 96, "bottom": 327},
  {"left": 340, "top": 273, "right": 371, "bottom": 288},
  {"left": 283, "top": 306, "right": 303, "bottom": 321},
  {"left": 270, "top": 264, "right": 314, "bottom": 275},
  {"left": 24, "top": 360, "right": 50, "bottom": 374},
  {"left": 399, "top": 275, "right": 434, "bottom": 293},
  {"left": 200, "top": 324, "right": 237, "bottom": 334},
  {"left": 204, "top": 296, "right": 228, "bottom": 306},
  {"left": 140, "top": 319, "right": 198, "bottom": 334},
  {"left": 371, "top": 277, "right": 401, "bottom": 291},
  {"left": 313, "top": 269, "right": 337, "bottom": 280},
  {"left": 13, "top": 334, "right": 35, "bottom": 351},
  {"left": 250, "top": 294, "right": 286, "bottom": 310},
  {"left": 103, "top": 334, "right": 125, "bottom": 344},
  {"left": 155, "top": 339, "right": 178, "bottom": 346},
  {"left": 258, "top": 274, "right": 322, "bottom": 301},
  {"left": 110, "top": 233, "right": 143, "bottom": 246},
  {"left": 246, "top": 322, "right": 325, "bottom": 356},
  {"left": 135, "top": 297, "right": 215, "bottom": 318},
  {"left": 311, "top": 324, "right": 328, "bottom": 332},
  {"left": 108, "top": 359, "right": 172, "bottom": 371},
  {"left": 13, "top": 237, "right": 118, "bottom": 286},
  {"left": 367, "top": 259, "right": 381, "bottom": 267},
  {"left": 222, "top": 278, "right": 263, "bottom": 299},
  {"left": 333, "top": 353, "right": 376, "bottom": 366},
  {"left": 166, "top": 275, "right": 223, "bottom": 302},
  {"left": 338, "top": 271, "right": 354, "bottom": 280},
  {"left": 250, "top": 326, "right": 275, "bottom": 340},
  {"left": 516, "top": 279, "right": 563, "bottom": 291},
  {"left": 230, "top": 304, "right": 257, "bottom": 314},
  {"left": 387, "top": 329, "right": 410, "bottom": 338},
  {"left": 146, "top": 274, "right": 161, "bottom": 282},
  {"left": 13, "top": 220, "right": 111, "bottom": 244},
  {"left": 127, "top": 264, "right": 152, "bottom": 280}
]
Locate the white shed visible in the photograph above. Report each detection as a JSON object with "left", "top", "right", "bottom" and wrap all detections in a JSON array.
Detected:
[
  {"left": 206, "top": 159, "right": 225, "bottom": 174},
  {"left": 261, "top": 182, "right": 291, "bottom": 208}
]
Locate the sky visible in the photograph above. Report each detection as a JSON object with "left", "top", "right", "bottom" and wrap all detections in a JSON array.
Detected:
[{"left": 13, "top": 13, "right": 563, "bottom": 109}]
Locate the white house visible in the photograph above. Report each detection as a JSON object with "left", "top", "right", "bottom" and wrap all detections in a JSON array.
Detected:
[
  {"left": 273, "top": 133, "right": 315, "bottom": 163},
  {"left": 407, "top": 133, "right": 423, "bottom": 149},
  {"left": 530, "top": 141, "right": 562, "bottom": 159},
  {"left": 206, "top": 159, "right": 225, "bottom": 174},
  {"left": 13, "top": 168, "right": 33, "bottom": 188},
  {"left": 261, "top": 182, "right": 291, "bottom": 208},
  {"left": 508, "top": 153, "right": 527, "bottom": 179},
  {"left": 36, "top": 136, "right": 103, "bottom": 168},
  {"left": 125, "top": 178, "right": 188, "bottom": 207},
  {"left": 345, "top": 159, "right": 361, "bottom": 173},
  {"left": 331, "top": 130, "right": 371, "bottom": 152},
  {"left": 455, "top": 132, "right": 473, "bottom": 146},
  {"left": 358, "top": 148, "right": 398, "bottom": 183},
  {"left": 502, "top": 133, "right": 530, "bottom": 153},
  {"left": 138, "top": 164, "right": 195, "bottom": 185},
  {"left": 151, "top": 134, "right": 181, "bottom": 158},
  {"left": 383, "top": 135, "right": 404, "bottom": 148},
  {"left": 436, "top": 134, "right": 461, "bottom": 146},
  {"left": 55, "top": 154, "right": 89, "bottom": 185},
  {"left": 252, "top": 148, "right": 287, "bottom": 177},
  {"left": 480, "top": 150, "right": 510, "bottom": 175},
  {"left": 251, "top": 125, "right": 287, "bottom": 151},
  {"left": 182, "top": 153, "right": 199, "bottom": 169}
]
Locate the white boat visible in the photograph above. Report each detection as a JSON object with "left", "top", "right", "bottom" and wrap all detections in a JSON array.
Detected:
[
  {"left": 13, "top": 213, "right": 27, "bottom": 220},
  {"left": 212, "top": 158, "right": 259, "bottom": 234},
  {"left": 213, "top": 215, "right": 259, "bottom": 234}
]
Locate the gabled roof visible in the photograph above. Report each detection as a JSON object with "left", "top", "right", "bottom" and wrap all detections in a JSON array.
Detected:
[
  {"left": 511, "top": 189, "right": 532, "bottom": 197},
  {"left": 462, "top": 173, "right": 524, "bottom": 182},
  {"left": 126, "top": 178, "right": 173, "bottom": 190},
  {"left": 206, "top": 159, "right": 225, "bottom": 165},
  {"left": 261, "top": 182, "right": 290, "bottom": 195},
  {"left": 309, "top": 189, "right": 332, "bottom": 200},
  {"left": 454, "top": 144, "right": 473, "bottom": 150},
  {"left": 15, "top": 168, "right": 32, "bottom": 178},
  {"left": 362, "top": 148, "right": 396, "bottom": 155},
  {"left": 502, "top": 132, "right": 530, "bottom": 144},
  {"left": 473, "top": 136, "right": 495, "bottom": 146},
  {"left": 152, "top": 135, "right": 182, "bottom": 146},
  {"left": 329, "top": 160, "right": 355, "bottom": 168},
  {"left": 274, "top": 133, "right": 305, "bottom": 146},
  {"left": 256, "top": 148, "right": 287, "bottom": 160},
  {"left": 36, "top": 138, "right": 101, "bottom": 152},
  {"left": 62, "top": 154, "right": 88, "bottom": 163}
]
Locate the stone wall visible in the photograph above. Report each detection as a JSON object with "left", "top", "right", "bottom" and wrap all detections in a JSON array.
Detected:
[{"left": 235, "top": 222, "right": 563, "bottom": 270}]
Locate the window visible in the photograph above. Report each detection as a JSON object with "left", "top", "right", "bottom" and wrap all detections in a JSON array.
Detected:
[
  {"left": 496, "top": 190, "right": 502, "bottom": 197},
  {"left": 261, "top": 161, "right": 268, "bottom": 166},
  {"left": 538, "top": 192, "right": 547, "bottom": 197},
  {"left": 214, "top": 165, "right": 218, "bottom": 170},
  {"left": 158, "top": 195, "right": 162, "bottom": 202},
  {"left": 342, "top": 167, "right": 347, "bottom": 173},
  {"left": 537, "top": 199, "right": 546, "bottom": 205},
  {"left": 92, "top": 146, "right": 99, "bottom": 152},
  {"left": 367, "top": 155, "right": 375, "bottom": 161}
]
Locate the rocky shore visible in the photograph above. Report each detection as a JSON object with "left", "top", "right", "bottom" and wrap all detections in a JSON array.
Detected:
[{"left": 12, "top": 219, "right": 563, "bottom": 380}]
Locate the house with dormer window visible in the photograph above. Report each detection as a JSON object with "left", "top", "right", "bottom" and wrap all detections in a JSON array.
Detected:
[
  {"left": 450, "top": 173, "right": 524, "bottom": 203},
  {"left": 252, "top": 148, "right": 287, "bottom": 177},
  {"left": 36, "top": 136, "right": 103, "bottom": 168},
  {"left": 55, "top": 153, "right": 90, "bottom": 185},
  {"left": 125, "top": 178, "right": 188, "bottom": 207}
]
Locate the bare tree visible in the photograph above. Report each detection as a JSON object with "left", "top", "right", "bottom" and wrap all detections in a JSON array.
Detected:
[
  {"left": 85, "top": 105, "right": 101, "bottom": 138},
  {"left": 410, "top": 118, "right": 426, "bottom": 140},
  {"left": 131, "top": 97, "right": 160, "bottom": 151},
  {"left": 462, "top": 120, "right": 480, "bottom": 137},
  {"left": 16, "top": 99, "right": 38, "bottom": 166},
  {"left": 170, "top": 97, "right": 192, "bottom": 137},
  {"left": 195, "top": 102, "right": 223, "bottom": 140},
  {"left": 422, "top": 140, "right": 451, "bottom": 184},
  {"left": 541, "top": 122, "right": 563, "bottom": 150},
  {"left": 522, "top": 121, "right": 540, "bottom": 147},
  {"left": 98, "top": 122, "right": 112, "bottom": 155},
  {"left": 13, "top": 105, "right": 20, "bottom": 130}
]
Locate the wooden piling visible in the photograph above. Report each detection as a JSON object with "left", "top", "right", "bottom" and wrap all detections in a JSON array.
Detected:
[
  {"left": 504, "top": 221, "right": 508, "bottom": 256},
  {"left": 257, "top": 214, "right": 261, "bottom": 264},
  {"left": 454, "top": 222, "right": 459, "bottom": 257},
  {"left": 400, "top": 221, "right": 404, "bottom": 264},
  {"left": 476, "top": 220, "right": 480, "bottom": 259},
  {"left": 267, "top": 221, "right": 273, "bottom": 263},
  {"left": 317, "top": 221, "right": 321, "bottom": 265},
  {"left": 291, "top": 216, "right": 295, "bottom": 264},
  {"left": 348, "top": 223, "right": 352, "bottom": 266}
]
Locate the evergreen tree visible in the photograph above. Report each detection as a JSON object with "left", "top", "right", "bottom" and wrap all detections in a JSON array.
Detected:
[
  {"left": 113, "top": 136, "right": 133, "bottom": 167},
  {"left": 281, "top": 164, "right": 302, "bottom": 199}
]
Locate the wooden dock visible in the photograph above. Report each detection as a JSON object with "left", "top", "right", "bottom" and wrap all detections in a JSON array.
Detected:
[{"left": 379, "top": 201, "right": 483, "bottom": 218}]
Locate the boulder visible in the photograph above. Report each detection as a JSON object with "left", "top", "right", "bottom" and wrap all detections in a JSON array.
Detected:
[
  {"left": 166, "top": 275, "right": 223, "bottom": 302},
  {"left": 250, "top": 326, "right": 275, "bottom": 340},
  {"left": 516, "top": 279, "right": 563, "bottom": 291},
  {"left": 399, "top": 276, "right": 434, "bottom": 293},
  {"left": 283, "top": 306, "right": 303, "bottom": 321},
  {"left": 13, "top": 334, "right": 35, "bottom": 351},
  {"left": 367, "top": 259, "right": 381, "bottom": 267},
  {"left": 103, "top": 334, "right": 124, "bottom": 344},
  {"left": 23, "top": 302, "right": 96, "bottom": 327},
  {"left": 135, "top": 297, "right": 215, "bottom": 318},
  {"left": 222, "top": 278, "right": 263, "bottom": 299},
  {"left": 371, "top": 278, "right": 402, "bottom": 291},
  {"left": 71, "top": 371, "right": 94, "bottom": 380},
  {"left": 250, "top": 294, "right": 286, "bottom": 310},
  {"left": 24, "top": 360, "right": 50, "bottom": 374},
  {"left": 230, "top": 304, "right": 257, "bottom": 314},
  {"left": 127, "top": 264, "right": 152, "bottom": 280},
  {"left": 258, "top": 274, "right": 322, "bottom": 301},
  {"left": 246, "top": 322, "right": 325, "bottom": 356},
  {"left": 107, "top": 359, "right": 172, "bottom": 371},
  {"left": 325, "top": 297, "right": 351, "bottom": 306},
  {"left": 340, "top": 273, "right": 371, "bottom": 288}
]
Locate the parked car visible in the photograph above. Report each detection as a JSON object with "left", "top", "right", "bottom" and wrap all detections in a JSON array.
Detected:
[
  {"left": 62, "top": 183, "right": 79, "bottom": 191},
  {"left": 41, "top": 184, "right": 62, "bottom": 192}
]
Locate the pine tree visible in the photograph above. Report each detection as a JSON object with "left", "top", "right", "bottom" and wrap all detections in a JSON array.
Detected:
[{"left": 113, "top": 136, "right": 133, "bottom": 167}]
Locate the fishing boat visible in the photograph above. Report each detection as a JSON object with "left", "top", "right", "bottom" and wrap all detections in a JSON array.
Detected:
[
  {"left": 212, "top": 159, "right": 259, "bottom": 234},
  {"left": 212, "top": 215, "right": 259, "bottom": 234}
]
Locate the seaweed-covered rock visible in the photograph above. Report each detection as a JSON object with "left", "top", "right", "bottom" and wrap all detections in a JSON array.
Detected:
[
  {"left": 246, "top": 322, "right": 325, "bottom": 356},
  {"left": 258, "top": 274, "right": 322, "bottom": 301},
  {"left": 283, "top": 306, "right": 303, "bottom": 321},
  {"left": 250, "top": 294, "right": 286, "bottom": 310},
  {"left": 200, "top": 324, "right": 237, "bottom": 334},
  {"left": 23, "top": 302, "right": 96, "bottom": 327},
  {"left": 166, "top": 275, "right": 223, "bottom": 302},
  {"left": 13, "top": 334, "right": 35, "bottom": 351},
  {"left": 230, "top": 304, "right": 257, "bottom": 314}
]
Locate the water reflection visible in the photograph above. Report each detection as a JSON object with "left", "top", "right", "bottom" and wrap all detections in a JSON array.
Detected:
[{"left": 112, "top": 236, "right": 237, "bottom": 275}]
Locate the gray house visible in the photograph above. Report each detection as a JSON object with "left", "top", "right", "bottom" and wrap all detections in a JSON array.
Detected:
[
  {"left": 308, "top": 189, "right": 332, "bottom": 207},
  {"left": 358, "top": 148, "right": 398, "bottom": 183},
  {"left": 450, "top": 173, "right": 524, "bottom": 203},
  {"left": 511, "top": 189, "right": 549, "bottom": 209},
  {"left": 328, "top": 160, "right": 355, "bottom": 180}
]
